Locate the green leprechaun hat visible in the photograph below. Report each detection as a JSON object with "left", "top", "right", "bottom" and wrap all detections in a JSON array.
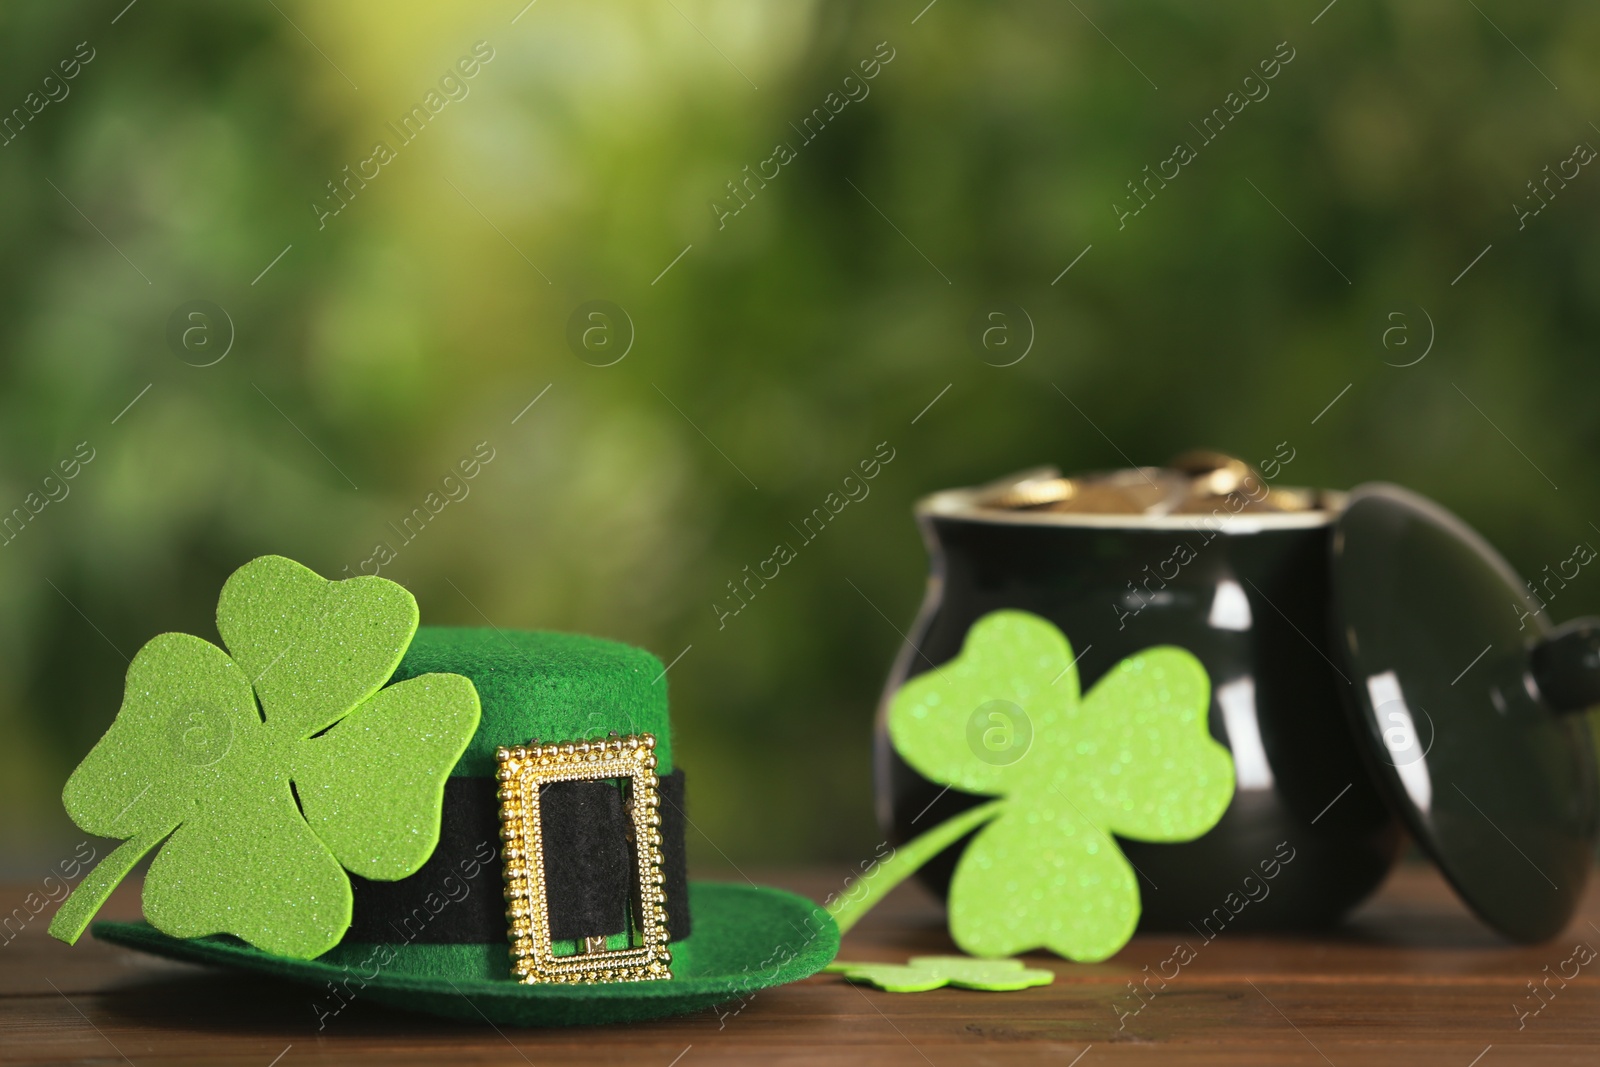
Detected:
[{"left": 50, "top": 556, "right": 837, "bottom": 1027}]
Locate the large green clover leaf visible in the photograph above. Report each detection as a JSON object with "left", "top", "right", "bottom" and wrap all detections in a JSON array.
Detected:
[
  {"left": 49, "top": 555, "right": 480, "bottom": 959},
  {"left": 883, "top": 610, "right": 1233, "bottom": 962}
]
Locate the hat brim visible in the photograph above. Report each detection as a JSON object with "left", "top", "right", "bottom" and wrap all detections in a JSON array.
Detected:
[{"left": 92, "top": 882, "right": 838, "bottom": 1027}]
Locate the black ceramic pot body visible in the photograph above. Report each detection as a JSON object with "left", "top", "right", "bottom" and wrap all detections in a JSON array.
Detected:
[{"left": 875, "top": 480, "right": 1405, "bottom": 932}]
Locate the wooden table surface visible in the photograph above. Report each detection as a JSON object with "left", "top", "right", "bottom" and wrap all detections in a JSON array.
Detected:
[{"left": 3, "top": 862, "right": 1598, "bottom": 1066}]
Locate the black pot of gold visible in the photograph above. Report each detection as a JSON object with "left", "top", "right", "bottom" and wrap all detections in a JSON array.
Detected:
[{"left": 875, "top": 452, "right": 1599, "bottom": 940}]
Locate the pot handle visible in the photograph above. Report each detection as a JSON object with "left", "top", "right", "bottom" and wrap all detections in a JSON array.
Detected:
[{"left": 1529, "top": 618, "right": 1600, "bottom": 714}]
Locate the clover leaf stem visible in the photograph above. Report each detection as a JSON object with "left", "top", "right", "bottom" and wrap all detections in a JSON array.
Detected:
[
  {"left": 826, "top": 798, "right": 1004, "bottom": 934},
  {"left": 48, "top": 824, "right": 174, "bottom": 945}
]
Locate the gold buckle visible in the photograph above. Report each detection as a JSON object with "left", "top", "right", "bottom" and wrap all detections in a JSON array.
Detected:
[{"left": 495, "top": 733, "right": 672, "bottom": 984}]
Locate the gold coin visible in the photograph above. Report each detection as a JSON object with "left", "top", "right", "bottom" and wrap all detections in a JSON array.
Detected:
[{"left": 979, "top": 454, "right": 1322, "bottom": 516}]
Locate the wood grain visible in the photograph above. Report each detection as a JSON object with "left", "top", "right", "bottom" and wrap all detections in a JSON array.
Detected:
[{"left": 2, "top": 862, "right": 1597, "bottom": 1065}]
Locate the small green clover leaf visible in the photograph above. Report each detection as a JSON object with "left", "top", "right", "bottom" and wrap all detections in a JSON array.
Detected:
[
  {"left": 825, "top": 955, "right": 1054, "bottom": 993},
  {"left": 884, "top": 610, "right": 1233, "bottom": 963},
  {"left": 48, "top": 555, "right": 481, "bottom": 959}
]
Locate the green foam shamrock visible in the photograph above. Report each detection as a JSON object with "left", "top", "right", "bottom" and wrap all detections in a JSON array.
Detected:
[
  {"left": 878, "top": 610, "right": 1232, "bottom": 962},
  {"left": 48, "top": 555, "right": 481, "bottom": 959},
  {"left": 825, "top": 956, "right": 1055, "bottom": 993}
]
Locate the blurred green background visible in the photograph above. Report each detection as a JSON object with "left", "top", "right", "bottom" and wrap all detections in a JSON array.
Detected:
[{"left": 3, "top": 0, "right": 1599, "bottom": 872}]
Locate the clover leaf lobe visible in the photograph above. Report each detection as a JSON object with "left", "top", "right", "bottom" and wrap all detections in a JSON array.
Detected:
[
  {"left": 217, "top": 555, "right": 419, "bottom": 739},
  {"left": 947, "top": 802, "right": 1140, "bottom": 962},
  {"left": 291, "top": 672, "right": 481, "bottom": 881}
]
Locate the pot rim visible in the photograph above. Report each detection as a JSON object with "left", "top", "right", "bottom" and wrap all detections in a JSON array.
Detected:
[{"left": 917, "top": 466, "right": 1345, "bottom": 533}]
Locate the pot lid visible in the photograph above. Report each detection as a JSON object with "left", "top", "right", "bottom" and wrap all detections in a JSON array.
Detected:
[{"left": 1332, "top": 483, "right": 1600, "bottom": 941}]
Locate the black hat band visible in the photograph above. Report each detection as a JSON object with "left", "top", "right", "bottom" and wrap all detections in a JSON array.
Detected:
[{"left": 345, "top": 770, "right": 690, "bottom": 946}]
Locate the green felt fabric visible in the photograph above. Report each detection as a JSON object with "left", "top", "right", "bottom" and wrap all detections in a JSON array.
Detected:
[
  {"left": 94, "top": 882, "right": 838, "bottom": 1027},
  {"left": 323, "top": 941, "right": 512, "bottom": 981},
  {"left": 825, "top": 955, "right": 1055, "bottom": 993},
  {"left": 49, "top": 556, "right": 481, "bottom": 960},
  {"left": 888, "top": 609, "right": 1233, "bottom": 963},
  {"left": 293, "top": 673, "right": 481, "bottom": 881},
  {"left": 216, "top": 554, "right": 420, "bottom": 738},
  {"left": 393, "top": 627, "right": 671, "bottom": 776}
]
